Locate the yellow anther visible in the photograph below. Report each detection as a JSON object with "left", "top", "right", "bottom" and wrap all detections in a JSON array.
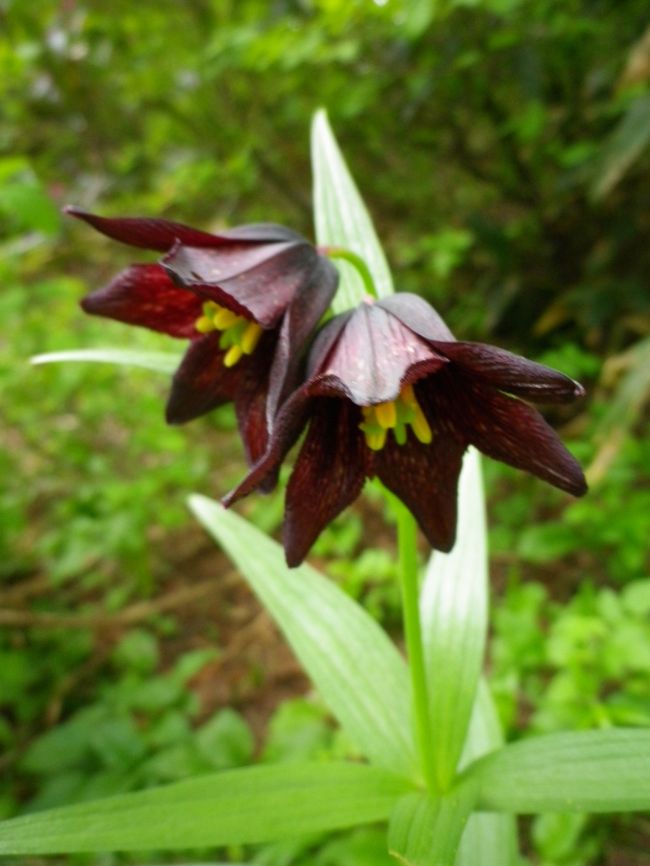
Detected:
[
  {"left": 366, "top": 428, "right": 387, "bottom": 451},
  {"left": 241, "top": 321, "right": 263, "bottom": 355},
  {"left": 359, "top": 383, "right": 433, "bottom": 450},
  {"left": 195, "top": 315, "right": 215, "bottom": 334},
  {"left": 411, "top": 404, "right": 433, "bottom": 444},
  {"left": 213, "top": 307, "right": 242, "bottom": 330},
  {"left": 375, "top": 401, "right": 397, "bottom": 429},
  {"left": 223, "top": 345, "right": 244, "bottom": 367}
]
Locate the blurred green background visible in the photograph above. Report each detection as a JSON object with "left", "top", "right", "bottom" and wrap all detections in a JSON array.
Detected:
[{"left": 1, "top": 1, "right": 649, "bottom": 863}]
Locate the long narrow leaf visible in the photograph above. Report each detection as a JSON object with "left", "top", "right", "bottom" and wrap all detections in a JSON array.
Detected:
[
  {"left": 388, "top": 785, "right": 477, "bottom": 866},
  {"left": 31, "top": 348, "right": 181, "bottom": 375},
  {"left": 311, "top": 108, "right": 393, "bottom": 313},
  {"left": 420, "top": 448, "right": 488, "bottom": 790},
  {"left": 467, "top": 728, "right": 650, "bottom": 813},
  {"left": 455, "top": 682, "right": 518, "bottom": 866},
  {"left": 0, "top": 763, "right": 410, "bottom": 855},
  {"left": 189, "top": 496, "right": 417, "bottom": 779}
]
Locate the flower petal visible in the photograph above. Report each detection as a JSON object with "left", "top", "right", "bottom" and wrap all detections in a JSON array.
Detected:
[
  {"left": 378, "top": 293, "right": 455, "bottom": 342},
  {"left": 222, "top": 384, "right": 315, "bottom": 507},
  {"left": 66, "top": 207, "right": 304, "bottom": 250},
  {"left": 162, "top": 242, "right": 321, "bottom": 329},
  {"left": 430, "top": 341, "right": 585, "bottom": 404},
  {"left": 319, "top": 303, "right": 445, "bottom": 405},
  {"left": 65, "top": 206, "right": 224, "bottom": 251},
  {"left": 165, "top": 333, "right": 241, "bottom": 424},
  {"left": 374, "top": 422, "right": 466, "bottom": 552},
  {"left": 283, "top": 400, "right": 367, "bottom": 567},
  {"left": 265, "top": 255, "right": 339, "bottom": 427},
  {"left": 232, "top": 341, "right": 278, "bottom": 466},
  {"left": 306, "top": 311, "right": 354, "bottom": 378},
  {"left": 80, "top": 264, "right": 202, "bottom": 338},
  {"left": 429, "top": 371, "right": 587, "bottom": 496}
]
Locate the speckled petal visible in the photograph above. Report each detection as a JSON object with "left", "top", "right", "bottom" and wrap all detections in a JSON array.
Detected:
[
  {"left": 317, "top": 302, "right": 446, "bottom": 405},
  {"left": 431, "top": 341, "right": 585, "bottom": 404},
  {"left": 283, "top": 399, "right": 367, "bottom": 567},
  {"left": 374, "top": 421, "right": 466, "bottom": 551},
  {"left": 427, "top": 370, "right": 587, "bottom": 496}
]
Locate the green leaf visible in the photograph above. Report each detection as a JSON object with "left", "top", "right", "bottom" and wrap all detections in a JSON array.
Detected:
[
  {"left": 311, "top": 108, "right": 394, "bottom": 313},
  {"left": 0, "top": 762, "right": 410, "bottom": 855},
  {"left": 420, "top": 449, "right": 488, "bottom": 790},
  {"left": 31, "top": 348, "right": 181, "bottom": 375},
  {"left": 388, "top": 785, "right": 477, "bottom": 866},
  {"left": 455, "top": 682, "right": 519, "bottom": 866},
  {"left": 466, "top": 728, "right": 650, "bottom": 813},
  {"left": 189, "top": 495, "right": 417, "bottom": 779}
]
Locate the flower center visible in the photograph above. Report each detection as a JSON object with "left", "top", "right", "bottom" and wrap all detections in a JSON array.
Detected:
[
  {"left": 195, "top": 301, "right": 263, "bottom": 368},
  {"left": 359, "top": 383, "right": 433, "bottom": 451}
]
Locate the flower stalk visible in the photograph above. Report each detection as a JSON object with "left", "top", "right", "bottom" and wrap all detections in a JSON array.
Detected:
[
  {"left": 392, "top": 495, "right": 437, "bottom": 793},
  {"left": 320, "top": 246, "right": 378, "bottom": 299}
]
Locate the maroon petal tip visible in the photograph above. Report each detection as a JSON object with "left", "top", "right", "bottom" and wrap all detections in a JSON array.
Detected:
[{"left": 64, "top": 204, "right": 87, "bottom": 218}]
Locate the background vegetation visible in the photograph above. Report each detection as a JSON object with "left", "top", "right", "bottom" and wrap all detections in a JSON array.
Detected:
[{"left": 1, "top": 1, "right": 649, "bottom": 863}]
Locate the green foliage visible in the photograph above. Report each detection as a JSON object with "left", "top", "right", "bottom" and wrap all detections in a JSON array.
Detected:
[{"left": 492, "top": 578, "right": 650, "bottom": 735}]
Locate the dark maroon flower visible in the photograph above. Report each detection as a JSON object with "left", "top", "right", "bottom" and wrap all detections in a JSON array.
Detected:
[
  {"left": 65, "top": 206, "right": 338, "bottom": 465},
  {"left": 224, "top": 293, "right": 587, "bottom": 566}
]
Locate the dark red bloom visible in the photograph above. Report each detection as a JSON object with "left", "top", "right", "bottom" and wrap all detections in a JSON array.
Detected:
[
  {"left": 224, "top": 293, "right": 587, "bottom": 566},
  {"left": 65, "top": 207, "right": 338, "bottom": 464}
]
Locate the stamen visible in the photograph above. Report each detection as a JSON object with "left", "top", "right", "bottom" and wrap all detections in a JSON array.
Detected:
[
  {"left": 366, "top": 428, "right": 387, "bottom": 451},
  {"left": 241, "top": 321, "right": 263, "bottom": 355},
  {"left": 359, "top": 384, "right": 433, "bottom": 451},
  {"left": 224, "top": 345, "right": 244, "bottom": 367},
  {"left": 194, "top": 300, "right": 262, "bottom": 368},
  {"left": 375, "top": 401, "right": 397, "bottom": 429},
  {"left": 213, "top": 307, "right": 241, "bottom": 330},
  {"left": 195, "top": 315, "right": 215, "bottom": 334},
  {"left": 411, "top": 405, "right": 433, "bottom": 444}
]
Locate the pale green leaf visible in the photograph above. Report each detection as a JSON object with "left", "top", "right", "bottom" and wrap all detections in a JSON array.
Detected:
[
  {"left": 189, "top": 495, "right": 417, "bottom": 779},
  {"left": 388, "top": 785, "right": 477, "bottom": 866},
  {"left": 420, "top": 448, "right": 488, "bottom": 790},
  {"left": 31, "top": 348, "right": 181, "bottom": 375},
  {"left": 467, "top": 728, "right": 650, "bottom": 813},
  {"left": 311, "top": 108, "right": 393, "bottom": 313},
  {"left": 0, "top": 762, "right": 410, "bottom": 855},
  {"left": 455, "top": 682, "right": 519, "bottom": 866}
]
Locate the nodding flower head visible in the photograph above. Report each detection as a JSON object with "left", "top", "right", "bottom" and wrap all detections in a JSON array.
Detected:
[
  {"left": 66, "top": 206, "right": 338, "bottom": 466},
  {"left": 224, "top": 292, "right": 587, "bottom": 566}
]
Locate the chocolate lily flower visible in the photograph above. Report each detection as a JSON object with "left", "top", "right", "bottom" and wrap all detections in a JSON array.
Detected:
[
  {"left": 65, "top": 207, "right": 338, "bottom": 464},
  {"left": 224, "top": 293, "right": 587, "bottom": 566}
]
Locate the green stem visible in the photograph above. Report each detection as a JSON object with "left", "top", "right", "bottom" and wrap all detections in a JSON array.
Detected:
[
  {"left": 320, "top": 246, "right": 378, "bottom": 299},
  {"left": 394, "top": 499, "right": 436, "bottom": 792}
]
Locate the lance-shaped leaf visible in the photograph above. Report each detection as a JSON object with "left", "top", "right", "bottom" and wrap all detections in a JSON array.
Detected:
[
  {"left": 455, "top": 681, "right": 519, "bottom": 866},
  {"left": 31, "top": 348, "right": 182, "bottom": 375},
  {"left": 311, "top": 108, "right": 394, "bottom": 313},
  {"left": 189, "top": 495, "right": 417, "bottom": 779},
  {"left": 388, "top": 784, "right": 477, "bottom": 866},
  {"left": 0, "top": 762, "right": 411, "bottom": 855},
  {"left": 420, "top": 448, "right": 488, "bottom": 791},
  {"left": 466, "top": 728, "right": 650, "bottom": 813}
]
